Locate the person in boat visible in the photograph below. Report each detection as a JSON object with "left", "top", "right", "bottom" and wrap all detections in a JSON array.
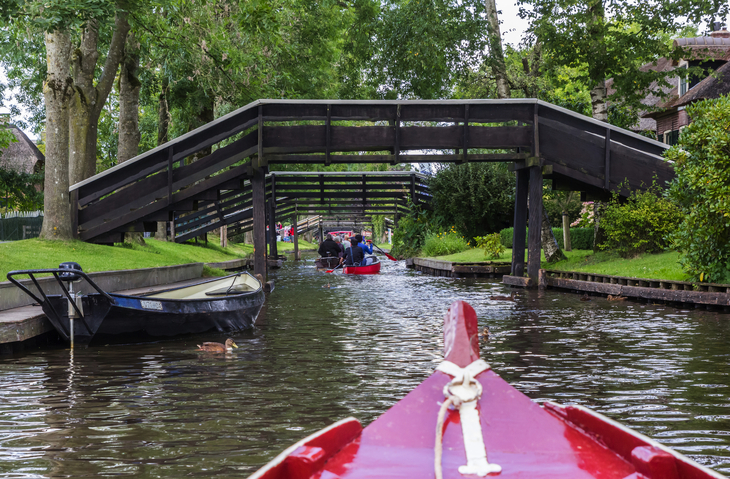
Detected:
[
  {"left": 318, "top": 234, "right": 340, "bottom": 258},
  {"left": 342, "top": 235, "right": 351, "bottom": 250},
  {"left": 353, "top": 234, "right": 375, "bottom": 266},
  {"left": 333, "top": 236, "right": 345, "bottom": 258},
  {"left": 343, "top": 239, "right": 364, "bottom": 266},
  {"left": 354, "top": 234, "right": 374, "bottom": 254}
]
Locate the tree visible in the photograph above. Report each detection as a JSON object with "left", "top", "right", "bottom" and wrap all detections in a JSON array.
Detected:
[
  {"left": 666, "top": 95, "right": 730, "bottom": 283},
  {"left": 484, "top": 0, "right": 510, "bottom": 99},
  {"left": 40, "top": 30, "right": 75, "bottom": 240},
  {"left": 429, "top": 163, "right": 514, "bottom": 241},
  {"left": 518, "top": 0, "right": 727, "bottom": 121}
]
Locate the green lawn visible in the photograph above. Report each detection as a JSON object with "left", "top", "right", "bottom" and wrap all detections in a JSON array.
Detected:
[
  {"left": 0, "top": 238, "right": 254, "bottom": 280},
  {"left": 426, "top": 247, "right": 689, "bottom": 281},
  {"left": 276, "top": 239, "right": 316, "bottom": 251}
]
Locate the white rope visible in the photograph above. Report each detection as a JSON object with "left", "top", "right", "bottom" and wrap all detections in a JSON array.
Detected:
[
  {"left": 435, "top": 396, "right": 457, "bottom": 479},
  {"left": 434, "top": 360, "right": 502, "bottom": 478}
]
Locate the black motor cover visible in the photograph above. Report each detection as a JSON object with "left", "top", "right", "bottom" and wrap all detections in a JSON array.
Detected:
[{"left": 58, "top": 262, "right": 83, "bottom": 282}]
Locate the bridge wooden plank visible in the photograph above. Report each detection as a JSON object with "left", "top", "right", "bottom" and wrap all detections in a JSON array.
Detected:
[
  {"left": 78, "top": 138, "right": 257, "bottom": 229},
  {"left": 80, "top": 162, "right": 253, "bottom": 241}
]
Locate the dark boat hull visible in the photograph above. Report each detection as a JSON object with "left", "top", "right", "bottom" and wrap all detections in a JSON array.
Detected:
[
  {"left": 315, "top": 257, "right": 340, "bottom": 270},
  {"left": 45, "top": 289, "right": 265, "bottom": 345}
]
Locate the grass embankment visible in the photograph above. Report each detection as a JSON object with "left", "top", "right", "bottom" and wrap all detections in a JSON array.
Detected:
[
  {"left": 277, "top": 239, "right": 316, "bottom": 251},
  {"left": 0, "top": 238, "right": 254, "bottom": 280},
  {"left": 427, "top": 248, "right": 689, "bottom": 281}
]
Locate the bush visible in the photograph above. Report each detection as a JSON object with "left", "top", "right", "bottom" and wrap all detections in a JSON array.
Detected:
[
  {"left": 429, "top": 163, "right": 514, "bottom": 239},
  {"left": 666, "top": 95, "right": 730, "bottom": 282},
  {"left": 499, "top": 227, "right": 593, "bottom": 250},
  {"left": 390, "top": 209, "right": 430, "bottom": 259},
  {"left": 475, "top": 233, "right": 504, "bottom": 259},
  {"left": 421, "top": 229, "right": 470, "bottom": 257},
  {"left": 599, "top": 182, "right": 681, "bottom": 258}
]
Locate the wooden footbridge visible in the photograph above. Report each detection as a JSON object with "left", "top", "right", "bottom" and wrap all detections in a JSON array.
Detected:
[{"left": 69, "top": 99, "right": 672, "bottom": 281}]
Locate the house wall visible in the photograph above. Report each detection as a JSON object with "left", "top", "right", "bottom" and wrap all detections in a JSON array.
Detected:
[{"left": 656, "top": 109, "right": 690, "bottom": 145}]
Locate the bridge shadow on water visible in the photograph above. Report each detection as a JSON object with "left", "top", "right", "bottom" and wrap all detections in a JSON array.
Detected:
[{"left": 0, "top": 254, "right": 729, "bottom": 477}]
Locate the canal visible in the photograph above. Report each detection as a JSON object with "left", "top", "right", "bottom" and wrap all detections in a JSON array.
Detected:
[{"left": 1, "top": 256, "right": 730, "bottom": 477}]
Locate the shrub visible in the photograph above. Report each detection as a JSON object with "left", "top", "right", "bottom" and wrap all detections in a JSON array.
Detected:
[
  {"left": 571, "top": 202, "right": 595, "bottom": 227},
  {"left": 666, "top": 95, "right": 730, "bottom": 282},
  {"left": 429, "top": 163, "right": 514, "bottom": 239},
  {"left": 599, "top": 182, "right": 681, "bottom": 258},
  {"left": 499, "top": 227, "right": 593, "bottom": 250},
  {"left": 475, "top": 233, "right": 505, "bottom": 259},
  {"left": 390, "top": 209, "right": 430, "bottom": 259},
  {"left": 421, "top": 229, "right": 470, "bottom": 257}
]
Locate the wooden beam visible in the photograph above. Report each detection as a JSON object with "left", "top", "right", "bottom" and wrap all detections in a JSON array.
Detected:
[
  {"left": 604, "top": 128, "right": 611, "bottom": 190},
  {"left": 527, "top": 166, "right": 543, "bottom": 286},
  {"left": 292, "top": 212, "right": 300, "bottom": 260},
  {"left": 268, "top": 173, "right": 277, "bottom": 258},
  {"left": 511, "top": 169, "right": 528, "bottom": 277},
  {"left": 252, "top": 166, "right": 267, "bottom": 279},
  {"left": 267, "top": 153, "right": 528, "bottom": 164}
]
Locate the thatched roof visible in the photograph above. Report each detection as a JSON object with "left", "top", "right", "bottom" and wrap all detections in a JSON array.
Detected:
[
  {"left": 0, "top": 126, "right": 44, "bottom": 175},
  {"left": 643, "top": 61, "right": 730, "bottom": 118}
]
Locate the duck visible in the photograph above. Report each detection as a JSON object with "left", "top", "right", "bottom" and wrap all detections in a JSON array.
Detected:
[
  {"left": 479, "top": 327, "right": 490, "bottom": 340},
  {"left": 607, "top": 295, "right": 628, "bottom": 301},
  {"left": 197, "top": 338, "right": 238, "bottom": 352},
  {"left": 579, "top": 294, "right": 591, "bottom": 301},
  {"left": 489, "top": 292, "right": 516, "bottom": 301}
]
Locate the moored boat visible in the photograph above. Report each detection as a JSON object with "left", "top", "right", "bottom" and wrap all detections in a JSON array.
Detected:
[
  {"left": 249, "top": 300, "right": 724, "bottom": 479},
  {"left": 315, "top": 256, "right": 340, "bottom": 270},
  {"left": 343, "top": 255, "right": 381, "bottom": 275},
  {"left": 8, "top": 263, "right": 265, "bottom": 346}
]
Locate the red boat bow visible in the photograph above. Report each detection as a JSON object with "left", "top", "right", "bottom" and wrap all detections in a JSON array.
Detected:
[{"left": 250, "top": 301, "right": 725, "bottom": 479}]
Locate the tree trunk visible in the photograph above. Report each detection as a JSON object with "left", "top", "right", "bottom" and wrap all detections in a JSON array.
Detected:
[
  {"left": 69, "top": 12, "right": 130, "bottom": 186},
  {"left": 562, "top": 212, "right": 572, "bottom": 251},
  {"left": 155, "top": 76, "right": 171, "bottom": 241},
  {"left": 118, "top": 33, "right": 141, "bottom": 163},
  {"left": 593, "top": 201, "right": 606, "bottom": 252},
  {"left": 590, "top": 80, "right": 608, "bottom": 122},
  {"left": 484, "top": 0, "right": 510, "bottom": 99},
  {"left": 40, "top": 31, "right": 75, "bottom": 240},
  {"left": 119, "top": 32, "right": 145, "bottom": 245},
  {"left": 541, "top": 209, "right": 566, "bottom": 262}
]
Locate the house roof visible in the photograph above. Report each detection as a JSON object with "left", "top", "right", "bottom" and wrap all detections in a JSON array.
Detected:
[
  {"left": 642, "top": 60, "right": 730, "bottom": 118},
  {"left": 0, "top": 126, "right": 44, "bottom": 175},
  {"left": 673, "top": 33, "right": 730, "bottom": 62},
  {"left": 606, "top": 57, "right": 677, "bottom": 132}
]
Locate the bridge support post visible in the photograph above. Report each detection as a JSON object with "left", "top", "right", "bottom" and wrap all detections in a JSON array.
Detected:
[
  {"left": 527, "top": 166, "right": 543, "bottom": 287},
  {"left": 511, "top": 169, "right": 529, "bottom": 277},
  {"left": 292, "top": 214, "right": 300, "bottom": 260},
  {"left": 252, "top": 167, "right": 267, "bottom": 279},
  {"left": 268, "top": 197, "right": 277, "bottom": 259}
]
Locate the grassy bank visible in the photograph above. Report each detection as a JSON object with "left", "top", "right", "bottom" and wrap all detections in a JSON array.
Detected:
[
  {"left": 426, "top": 248, "right": 689, "bottom": 282},
  {"left": 277, "top": 239, "right": 316, "bottom": 251},
  {"left": 0, "top": 238, "right": 254, "bottom": 281}
]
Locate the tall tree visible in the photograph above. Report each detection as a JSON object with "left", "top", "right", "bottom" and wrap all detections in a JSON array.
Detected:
[
  {"left": 69, "top": 9, "right": 130, "bottom": 184},
  {"left": 519, "top": 0, "right": 728, "bottom": 121},
  {"left": 484, "top": 0, "right": 510, "bottom": 99},
  {"left": 40, "top": 30, "right": 75, "bottom": 240}
]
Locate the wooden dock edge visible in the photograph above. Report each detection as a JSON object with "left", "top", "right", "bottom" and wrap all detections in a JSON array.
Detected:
[
  {"left": 412, "top": 258, "right": 511, "bottom": 278},
  {"left": 504, "top": 269, "right": 730, "bottom": 309}
]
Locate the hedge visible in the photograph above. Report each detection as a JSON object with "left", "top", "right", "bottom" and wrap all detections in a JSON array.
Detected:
[{"left": 499, "top": 227, "right": 594, "bottom": 250}]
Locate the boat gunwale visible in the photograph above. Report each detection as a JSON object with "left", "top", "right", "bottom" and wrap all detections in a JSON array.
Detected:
[{"left": 114, "top": 272, "right": 263, "bottom": 303}]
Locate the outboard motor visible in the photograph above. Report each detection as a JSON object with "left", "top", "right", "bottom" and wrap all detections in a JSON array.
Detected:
[{"left": 59, "top": 262, "right": 84, "bottom": 348}]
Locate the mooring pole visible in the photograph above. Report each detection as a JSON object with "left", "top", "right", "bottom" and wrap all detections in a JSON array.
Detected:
[
  {"left": 252, "top": 167, "right": 267, "bottom": 279},
  {"left": 511, "top": 169, "right": 529, "bottom": 277},
  {"left": 292, "top": 213, "right": 300, "bottom": 261}
]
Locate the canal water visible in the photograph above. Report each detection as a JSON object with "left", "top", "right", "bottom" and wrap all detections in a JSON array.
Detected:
[{"left": 1, "top": 256, "right": 730, "bottom": 477}]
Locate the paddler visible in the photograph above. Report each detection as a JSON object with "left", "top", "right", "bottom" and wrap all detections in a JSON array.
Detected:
[{"left": 318, "top": 234, "right": 340, "bottom": 258}]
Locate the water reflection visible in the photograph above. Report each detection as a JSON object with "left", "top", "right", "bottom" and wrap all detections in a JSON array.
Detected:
[{"left": 0, "top": 255, "right": 729, "bottom": 477}]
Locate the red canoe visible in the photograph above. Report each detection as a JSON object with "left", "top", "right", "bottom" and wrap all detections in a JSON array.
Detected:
[
  {"left": 250, "top": 300, "right": 724, "bottom": 479},
  {"left": 343, "top": 256, "right": 381, "bottom": 275}
]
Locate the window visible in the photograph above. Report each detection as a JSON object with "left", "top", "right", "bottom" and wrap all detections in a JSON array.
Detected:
[
  {"left": 678, "top": 63, "right": 689, "bottom": 97},
  {"left": 663, "top": 130, "right": 680, "bottom": 146}
]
